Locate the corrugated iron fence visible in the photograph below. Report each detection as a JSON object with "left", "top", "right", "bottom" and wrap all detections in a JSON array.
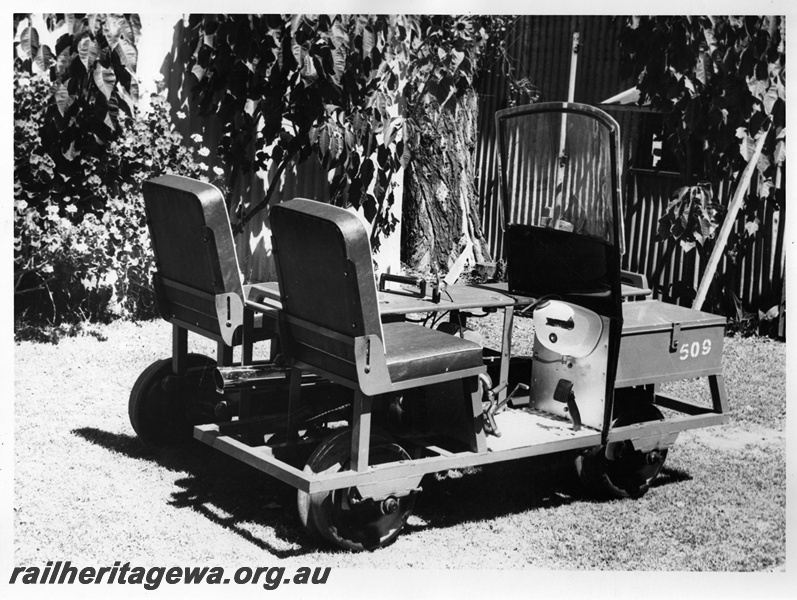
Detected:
[{"left": 475, "top": 15, "right": 785, "bottom": 311}]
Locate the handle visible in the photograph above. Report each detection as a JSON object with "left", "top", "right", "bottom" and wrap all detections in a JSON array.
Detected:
[
  {"left": 546, "top": 317, "right": 575, "bottom": 330},
  {"left": 378, "top": 273, "right": 427, "bottom": 298}
]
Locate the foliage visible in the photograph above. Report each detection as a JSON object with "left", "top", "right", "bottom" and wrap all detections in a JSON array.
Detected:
[
  {"left": 14, "top": 66, "right": 224, "bottom": 325},
  {"left": 14, "top": 14, "right": 144, "bottom": 218},
  {"left": 619, "top": 16, "right": 784, "bottom": 186},
  {"left": 619, "top": 16, "right": 785, "bottom": 256},
  {"left": 14, "top": 13, "right": 229, "bottom": 325},
  {"left": 15, "top": 319, "right": 109, "bottom": 345},
  {"left": 14, "top": 12, "right": 512, "bottom": 327},
  {"left": 179, "top": 14, "right": 509, "bottom": 249},
  {"left": 657, "top": 183, "right": 725, "bottom": 253}
]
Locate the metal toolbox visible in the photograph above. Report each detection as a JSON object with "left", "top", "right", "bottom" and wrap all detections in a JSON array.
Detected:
[{"left": 617, "top": 301, "right": 727, "bottom": 388}]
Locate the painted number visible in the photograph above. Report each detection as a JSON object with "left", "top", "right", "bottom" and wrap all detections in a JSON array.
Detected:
[{"left": 680, "top": 339, "right": 712, "bottom": 361}]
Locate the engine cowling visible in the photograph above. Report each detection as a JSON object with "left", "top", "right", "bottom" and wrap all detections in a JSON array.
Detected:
[{"left": 532, "top": 301, "right": 603, "bottom": 358}]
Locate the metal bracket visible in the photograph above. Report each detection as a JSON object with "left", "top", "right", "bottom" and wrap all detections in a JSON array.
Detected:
[
  {"left": 215, "top": 292, "right": 245, "bottom": 346},
  {"left": 354, "top": 478, "right": 424, "bottom": 502},
  {"left": 350, "top": 485, "right": 422, "bottom": 505},
  {"left": 628, "top": 432, "right": 680, "bottom": 454},
  {"left": 669, "top": 322, "right": 682, "bottom": 352}
]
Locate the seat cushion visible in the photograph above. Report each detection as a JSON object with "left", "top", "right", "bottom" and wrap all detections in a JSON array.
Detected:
[{"left": 382, "top": 322, "right": 483, "bottom": 382}]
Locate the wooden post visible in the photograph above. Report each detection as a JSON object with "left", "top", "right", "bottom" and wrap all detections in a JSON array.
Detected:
[
  {"left": 692, "top": 128, "right": 770, "bottom": 311},
  {"left": 567, "top": 32, "right": 580, "bottom": 103},
  {"left": 555, "top": 33, "right": 580, "bottom": 215},
  {"left": 172, "top": 324, "right": 188, "bottom": 374},
  {"left": 350, "top": 391, "right": 372, "bottom": 472},
  {"left": 559, "top": 33, "right": 580, "bottom": 150}
]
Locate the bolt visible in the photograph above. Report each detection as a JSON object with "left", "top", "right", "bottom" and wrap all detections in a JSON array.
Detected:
[
  {"left": 646, "top": 450, "right": 662, "bottom": 465},
  {"left": 380, "top": 497, "right": 399, "bottom": 515},
  {"left": 215, "top": 401, "right": 232, "bottom": 420}
]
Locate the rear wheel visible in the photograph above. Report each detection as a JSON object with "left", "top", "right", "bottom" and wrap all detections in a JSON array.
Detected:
[
  {"left": 575, "top": 402, "right": 668, "bottom": 499},
  {"left": 129, "top": 353, "right": 220, "bottom": 451},
  {"left": 297, "top": 429, "right": 417, "bottom": 551}
]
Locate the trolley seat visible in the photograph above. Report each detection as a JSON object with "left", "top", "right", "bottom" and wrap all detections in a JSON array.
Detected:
[
  {"left": 271, "top": 198, "right": 488, "bottom": 458},
  {"left": 143, "top": 174, "right": 278, "bottom": 348},
  {"left": 270, "top": 198, "right": 484, "bottom": 387}
]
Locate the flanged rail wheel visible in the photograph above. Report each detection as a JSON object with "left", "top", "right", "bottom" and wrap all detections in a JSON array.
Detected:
[
  {"left": 297, "top": 429, "right": 417, "bottom": 551},
  {"left": 129, "top": 353, "right": 220, "bottom": 451},
  {"left": 575, "top": 402, "right": 668, "bottom": 499}
]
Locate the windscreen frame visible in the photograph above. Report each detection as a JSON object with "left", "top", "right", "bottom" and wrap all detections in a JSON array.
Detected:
[{"left": 495, "top": 102, "right": 625, "bottom": 256}]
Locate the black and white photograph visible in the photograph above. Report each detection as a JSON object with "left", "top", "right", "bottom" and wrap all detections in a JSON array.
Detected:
[{"left": 5, "top": 3, "right": 793, "bottom": 598}]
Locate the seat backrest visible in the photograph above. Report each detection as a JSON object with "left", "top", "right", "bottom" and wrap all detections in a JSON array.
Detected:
[
  {"left": 270, "top": 199, "right": 383, "bottom": 380},
  {"left": 143, "top": 174, "right": 243, "bottom": 333}
]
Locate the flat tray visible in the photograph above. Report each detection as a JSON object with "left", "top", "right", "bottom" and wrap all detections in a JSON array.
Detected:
[
  {"left": 245, "top": 281, "right": 515, "bottom": 315},
  {"left": 486, "top": 408, "right": 597, "bottom": 453},
  {"left": 474, "top": 280, "right": 652, "bottom": 301}
]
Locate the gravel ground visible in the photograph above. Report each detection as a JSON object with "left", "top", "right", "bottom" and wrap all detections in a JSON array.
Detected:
[{"left": 9, "top": 316, "right": 790, "bottom": 596}]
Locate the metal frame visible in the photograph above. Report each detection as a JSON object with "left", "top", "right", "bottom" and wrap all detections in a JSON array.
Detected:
[
  {"left": 194, "top": 375, "right": 728, "bottom": 496},
  {"left": 191, "top": 282, "right": 728, "bottom": 496}
]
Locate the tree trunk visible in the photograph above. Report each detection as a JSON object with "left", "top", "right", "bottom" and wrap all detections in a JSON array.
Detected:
[{"left": 402, "top": 90, "right": 490, "bottom": 276}]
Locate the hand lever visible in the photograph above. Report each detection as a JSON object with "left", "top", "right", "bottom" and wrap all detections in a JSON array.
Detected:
[
  {"left": 553, "top": 379, "right": 582, "bottom": 431},
  {"left": 483, "top": 382, "right": 530, "bottom": 438}
]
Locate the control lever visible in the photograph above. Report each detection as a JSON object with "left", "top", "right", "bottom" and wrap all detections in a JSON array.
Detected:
[
  {"left": 431, "top": 272, "right": 442, "bottom": 303},
  {"left": 482, "top": 381, "right": 530, "bottom": 438},
  {"left": 378, "top": 273, "right": 427, "bottom": 298},
  {"left": 553, "top": 378, "right": 582, "bottom": 431}
]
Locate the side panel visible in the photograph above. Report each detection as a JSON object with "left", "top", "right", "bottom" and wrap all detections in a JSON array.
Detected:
[
  {"left": 616, "top": 325, "right": 725, "bottom": 387},
  {"left": 530, "top": 315, "right": 610, "bottom": 430}
]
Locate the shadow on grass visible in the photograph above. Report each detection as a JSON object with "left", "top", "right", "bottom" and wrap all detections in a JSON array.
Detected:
[
  {"left": 406, "top": 453, "right": 582, "bottom": 533},
  {"left": 73, "top": 427, "right": 695, "bottom": 553},
  {"left": 407, "top": 456, "right": 694, "bottom": 533},
  {"left": 72, "top": 427, "right": 322, "bottom": 559},
  {"left": 651, "top": 465, "right": 693, "bottom": 488}
]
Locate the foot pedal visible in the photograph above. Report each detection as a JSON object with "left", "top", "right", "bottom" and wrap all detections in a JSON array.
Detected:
[{"left": 553, "top": 379, "right": 582, "bottom": 431}]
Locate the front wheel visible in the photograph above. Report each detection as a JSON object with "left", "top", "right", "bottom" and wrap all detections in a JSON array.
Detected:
[
  {"left": 129, "top": 353, "right": 220, "bottom": 451},
  {"left": 575, "top": 403, "right": 668, "bottom": 499},
  {"left": 297, "top": 429, "right": 417, "bottom": 551}
]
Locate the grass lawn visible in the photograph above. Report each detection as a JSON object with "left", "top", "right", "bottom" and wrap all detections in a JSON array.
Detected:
[{"left": 11, "top": 315, "right": 787, "bottom": 585}]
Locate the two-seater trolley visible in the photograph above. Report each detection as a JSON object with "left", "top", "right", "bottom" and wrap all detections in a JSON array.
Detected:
[{"left": 130, "top": 102, "right": 728, "bottom": 551}]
